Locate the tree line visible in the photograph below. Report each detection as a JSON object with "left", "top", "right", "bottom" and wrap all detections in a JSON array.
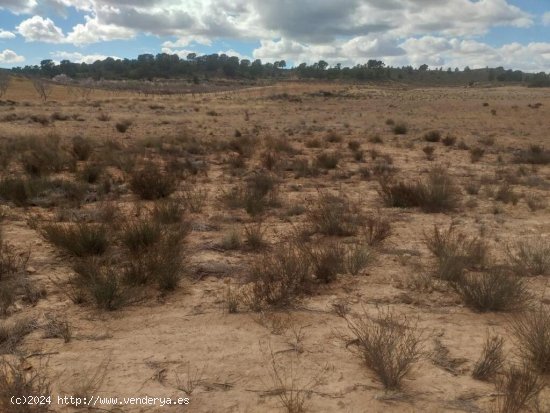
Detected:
[{"left": 7, "top": 52, "right": 550, "bottom": 87}]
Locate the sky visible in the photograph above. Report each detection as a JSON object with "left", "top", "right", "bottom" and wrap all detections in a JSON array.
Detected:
[{"left": 0, "top": 0, "right": 549, "bottom": 72}]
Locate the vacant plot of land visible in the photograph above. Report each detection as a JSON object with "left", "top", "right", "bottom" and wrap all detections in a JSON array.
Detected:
[{"left": 1, "top": 78, "right": 549, "bottom": 412}]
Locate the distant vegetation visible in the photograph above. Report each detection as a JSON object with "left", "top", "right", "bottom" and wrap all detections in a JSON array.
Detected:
[{"left": 5, "top": 53, "right": 550, "bottom": 87}]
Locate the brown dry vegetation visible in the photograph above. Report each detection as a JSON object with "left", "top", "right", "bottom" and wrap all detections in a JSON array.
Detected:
[{"left": 0, "top": 77, "right": 549, "bottom": 412}]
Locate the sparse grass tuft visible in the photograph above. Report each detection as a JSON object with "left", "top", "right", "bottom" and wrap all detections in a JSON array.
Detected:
[
  {"left": 472, "top": 334, "right": 504, "bottom": 380},
  {"left": 495, "top": 364, "right": 544, "bottom": 413},
  {"left": 307, "top": 192, "right": 363, "bottom": 236},
  {"left": 506, "top": 237, "right": 550, "bottom": 276},
  {"left": 510, "top": 307, "right": 550, "bottom": 374},
  {"left": 345, "top": 308, "right": 425, "bottom": 389}
]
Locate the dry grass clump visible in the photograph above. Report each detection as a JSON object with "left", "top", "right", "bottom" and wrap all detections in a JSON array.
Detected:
[
  {"left": 513, "top": 145, "right": 550, "bottom": 165},
  {"left": 152, "top": 198, "right": 186, "bottom": 224},
  {"left": 506, "top": 237, "right": 550, "bottom": 276},
  {"left": 0, "top": 237, "right": 31, "bottom": 316},
  {"left": 425, "top": 224, "right": 487, "bottom": 282},
  {"left": 472, "top": 334, "right": 504, "bottom": 381},
  {"left": 345, "top": 243, "right": 375, "bottom": 275},
  {"left": 392, "top": 122, "right": 408, "bottom": 135},
  {"left": 454, "top": 269, "right": 529, "bottom": 312},
  {"left": 0, "top": 358, "right": 51, "bottom": 413},
  {"left": 307, "top": 192, "right": 363, "bottom": 236},
  {"left": 180, "top": 183, "right": 208, "bottom": 213},
  {"left": 470, "top": 147, "right": 485, "bottom": 163},
  {"left": 20, "top": 135, "right": 75, "bottom": 176},
  {"left": 243, "top": 222, "right": 267, "bottom": 251},
  {"left": 345, "top": 308, "right": 425, "bottom": 389},
  {"left": 40, "top": 223, "right": 109, "bottom": 257},
  {"left": 115, "top": 119, "right": 132, "bottom": 133},
  {"left": 42, "top": 313, "right": 72, "bottom": 343},
  {"left": 303, "top": 241, "right": 346, "bottom": 283},
  {"left": 0, "top": 317, "right": 36, "bottom": 354},
  {"left": 510, "top": 307, "right": 550, "bottom": 374},
  {"left": 315, "top": 151, "right": 340, "bottom": 169},
  {"left": 129, "top": 161, "right": 177, "bottom": 200},
  {"left": 248, "top": 242, "right": 311, "bottom": 309},
  {"left": 379, "top": 167, "right": 461, "bottom": 213},
  {"left": 363, "top": 214, "right": 392, "bottom": 246},
  {"left": 223, "top": 171, "right": 280, "bottom": 216},
  {"left": 423, "top": 130, "right": 441, "bottom": 142},
  {"left": 495, "top": 364, "right": 545, "bottom": 413},
  {"left": 72, "top": 136, "right": 93, "bottom": 161}
]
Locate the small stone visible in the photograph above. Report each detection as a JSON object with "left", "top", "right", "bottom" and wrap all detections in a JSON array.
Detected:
[{"left": 26, "top": 266, "right": 37, "bottom": 273}]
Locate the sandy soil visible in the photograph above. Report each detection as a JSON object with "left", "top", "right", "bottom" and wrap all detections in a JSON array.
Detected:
[{"left": 1, "top": 78, "right": 549, "bottom": 412}]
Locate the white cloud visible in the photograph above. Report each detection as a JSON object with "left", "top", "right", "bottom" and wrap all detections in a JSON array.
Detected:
[
  {"left": 17, "top": 16, "right": 65, "bottom": 43},
  {"left": 51, "top": 51, "right": 120, "bottom": 64},
  {"left": 0, "top": 49, "right": 24, "bottom": 63},
  {"left": 0, "top": 29, "right": 15, "bottom": 39},
  {"left": 543, "top": 12, "right": 550, "bottom": 26},
  {"left": 66, "top": 15, "right": 135, "bottom": 45},
  {"left": 0, "top": 0, "right": 37, "bottom": 14}
]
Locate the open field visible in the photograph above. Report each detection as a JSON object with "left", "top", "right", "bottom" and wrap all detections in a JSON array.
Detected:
[{"left": 1, "top": 78, "right": 550, "bottom": 413}]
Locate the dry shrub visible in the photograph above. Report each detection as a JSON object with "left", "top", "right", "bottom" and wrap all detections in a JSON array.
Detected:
[
  {"left": 506, "top": 237, "right": 550, "bottom": 276},
  {"left": 40, "top": 223, "right": 109, "bottom": 257},
  {"left": 244, "top": 222, "right": 267, "bottom": 251},
  {"left": 363, "top": 214, "right": 392, "bottom": 246},
  {"left": 425, "top": 224, "right": 487, "bottom": 283},
  {"left": 455, "top": 269, "right": 528, "bottom": 312},
  {"left": 72, "top": 136, "right": 93, "bottom": 161},
  {"left": 470, "top": 147, "right": 485, "bottom": 163},
  {"left": 42, "top": 313, "right": 72, "bottom": 343},
  {"left": 513, "top": 145, "right": 550, "bottom": 165},
  {"left": 315, "top": 151, "right": 340, "bottom": 169},
  {"left": 130, "top": 162, "right": 177, "bottom": 200},
  {"left": 70, "top": 258, "right": 130, "bottom": 310},
  {"left": 392, "top": 123, "right": 408, "bottom": 135},
  {"left": 345, "top": 308, "right": 425, "bottom": 389},
  {"left": 180, "top": 183, "right": 208, "bottom": 213},
  {"left": 20, "top": 135, "right": 75, "bottom": 176},
  {"left": 495, "top": 364, "right": 544, "bottom": 413},
  {"left": 0, "top": 317, "right": 36, "bottom": 354},
  {"left": 495, "top": 184, "right": 519, "bottom": 205},
  {"left": 378, "top": 167, "right": 460, "bottom": 212},
  {"left": 472, "top": 334, "right": 504, "bottom": 380},
  {"left": 115, "top": 119, "right": 132, "bottom": 133},
  {"left": 510, "top": 307, "right": 550, "bottom": 374},
  {"left": 307, "top": 192, "right": 363, "bottom": 236},
  {"left": 152, "top": 198, "right": 186, "bottom": 224},
  {"left": 345, "top": 243, "right": 375, "bottom": 275},
  {"left": 303, "top": 241, "right": 346, "bottom": 283},
  {"left": 424, "top": 130, "right": 441, "bottom": 142},
  {"left": 0, "top": 358, "right": 51, "bottom": 413},
  {"left": 248, "top": 243, "right": 311, "bottom": 309},
  {"left": 0, "top": 237, "right": 31, "bottom": 316}
]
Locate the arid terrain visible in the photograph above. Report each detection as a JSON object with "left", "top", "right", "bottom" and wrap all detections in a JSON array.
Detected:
[{"left": 1, "top": 77, "right": 550, "bottom": 413}]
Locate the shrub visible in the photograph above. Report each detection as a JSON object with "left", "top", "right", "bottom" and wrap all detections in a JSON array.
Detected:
[
  {"left": 248, "top": 243, "right": 311, "bottom": 308},
  {"left": 120, "top": 220, "right": 161, "bottom": 254},
  {"left": 363, "top": 214, "right": 392, "bottom": 246},
  {"left": 423, "top": 130, "right": 441, "bottom": 142},
  {"left": 130, "top": 162, "right": 177, "bottom": 200},
  {"left": 392, "top": 123, "right": 408, "bottom": 135},
  {"left": 70, "top": 259, "right": 129, "bottom": 310},
  {"left": 506, "top": 237, "right": 550, "bottom": 276},
  {"left": 0, "top": 317, "right": 35, "bottom": 354},
  {"left": 510, "top": 307, "right": 550, "bottom": 374},
  {"left": 79, "top": 163, "right": 103, "bottom": 184},
  {"left": 325, "top": 131, "right": 342, "bottom": 143},
  {"left": 0, "top": 238, "right": 31, "bottom": 316},
  {"left": 379, "top": 167, "right": 460, "bottom": 213},
  {"left": 307, "top": 192, "right": 362, "bottom": 236},
  {"left": 345, "top": 243, "right": 375, "bottom": 275},
  {"left": 304, "top": 241, "right": 346, "bottom": 283},
  {"left": 0, "top": 358, "right": 51, "bottom": 413},
  {"left": 72, "top": 136, "right": 93, "bottom": 161},
  {"left": 495, "top": 184, "right": 519, "bottom": 205},
  {"left": 345, "top": 308, "right": 425, "bottom": 390},
  {"left": 152, "top": 198, "right": 186, "bottom": 224},
  {"left": 442, "top": 135, "right": 456, "bottom": 146},
  {"left": 40, "top": 223, "right": 109, "bottom": 257},
  {"left": 316, "top": 151, "right": 340, "bottom": 169},
  {"left": 115, "top": 119, "right": 132, "bottom": 133},
  {"left": 455, "top": 269, "right": 528, "bottom": 312},
  {"left": 470, "top": 147, "right": 485, "bottom": 163},
  {"left": 244, "top": 223, "right": 267, "bottom": 251},
  {"left": 425, "top": 224, "right": 487, "bottom": 283},
  {"left": 348, "top": 140, "right": 361, "bottom": 151},
  {"left": 495, "top": 364, "right": 544, "bottom": 413},
  {"left": 513, "top": 145, "right": 550, "bottom": 165},
  {"left": 20, "top": 135, "right": 74, "bottom": 176},
  {"left": 472, "top": 334, "right": 504, "bottom": 380},
  {"left": 423, "top": 145, "right": 435, "bottom": 160}
]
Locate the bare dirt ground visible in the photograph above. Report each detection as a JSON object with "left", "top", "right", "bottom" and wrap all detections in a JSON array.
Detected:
[{"left": 1, "top": 77, "right": 549, "bottom": 412}]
